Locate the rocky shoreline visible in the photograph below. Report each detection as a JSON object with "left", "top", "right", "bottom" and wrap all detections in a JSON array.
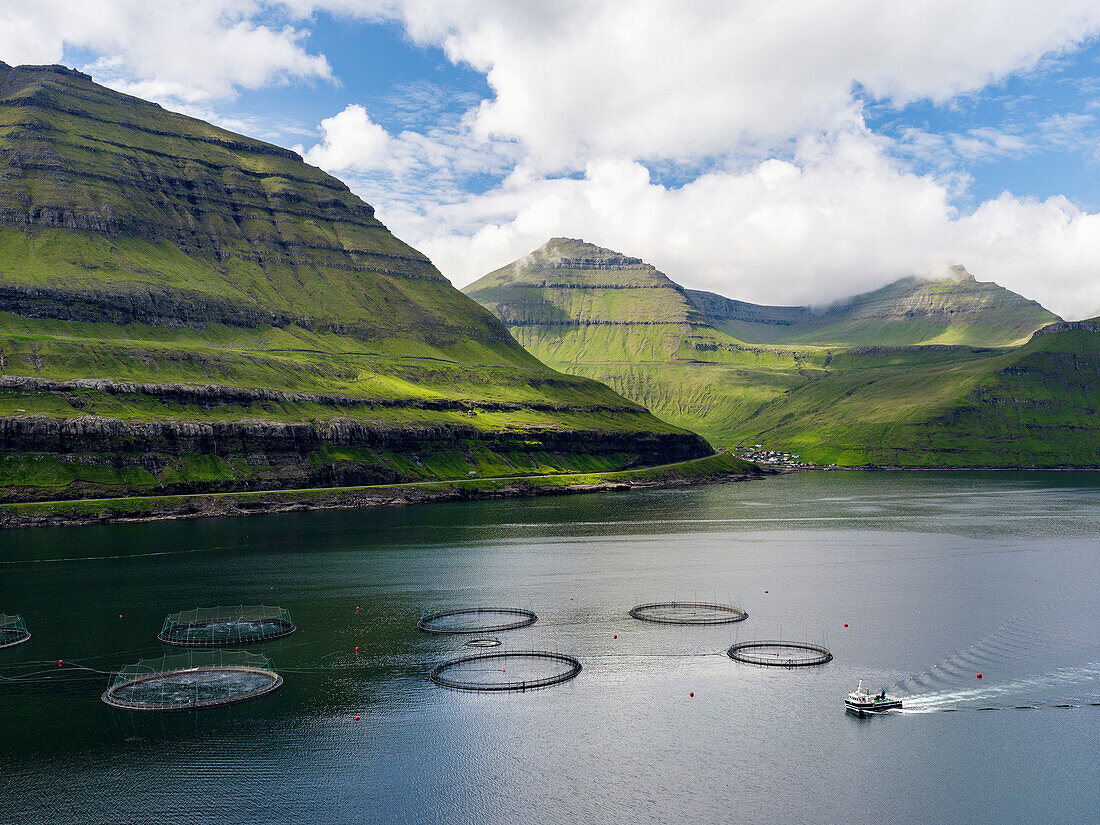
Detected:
[{"left": 0, "top": 458, "right": 766, "bottom": 529}]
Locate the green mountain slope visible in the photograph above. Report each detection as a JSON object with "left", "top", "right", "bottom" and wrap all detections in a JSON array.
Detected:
[
  {"left": 467, "top": 239, "right": 1095, "bottom": 467},
  {"left": 738, "top": 320, "right": 1100, "bottom": 466},
  {"left": 687, "top": 266, "right": 1059, "bottom": 346},
  {"left": 0, "top": 65, "right": 712, "bottom": 501},
  {"left": 467, "top": 236, "right": 736, "bottom": 364}
]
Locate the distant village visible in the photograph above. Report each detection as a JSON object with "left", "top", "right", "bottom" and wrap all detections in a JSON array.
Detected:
[{"left": 732, "top": 445, "right": 830, "bottom": 469}]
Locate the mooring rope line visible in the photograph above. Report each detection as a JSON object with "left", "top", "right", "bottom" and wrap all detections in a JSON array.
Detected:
[
  {"left": 0, "top": 543, "right": 238, "bottom": 566},
  {"left": 0, "top": 660, "right": 116, "bottom": 683}
]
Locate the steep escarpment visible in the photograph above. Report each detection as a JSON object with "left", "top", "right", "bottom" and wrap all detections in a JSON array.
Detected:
[
  {"left": 0, "top": 65, "right": 712, "bottom": 502},
  {"left": 0, "top": 62, "right": 503, "bottom": 346}
]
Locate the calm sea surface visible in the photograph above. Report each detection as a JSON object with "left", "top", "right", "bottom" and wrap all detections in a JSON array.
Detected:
[{"left": 1, "top": 471, "right": 1097, "bottom": 824}]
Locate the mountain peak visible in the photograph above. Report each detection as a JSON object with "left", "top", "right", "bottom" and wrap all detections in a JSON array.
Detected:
[
  {"left": 947, "top": 264, "right": 975, "bottom": 283},
  {"left": 465, "top": 239, "right": 707, "bottom": 326},
  {"left": 528, "top": 237, "right": 647, "bottom": 269}
]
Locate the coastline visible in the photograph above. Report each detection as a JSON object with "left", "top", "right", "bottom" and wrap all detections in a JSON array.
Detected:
[{"left": 0, "top": 453, "right": 770, "bottom": 530}]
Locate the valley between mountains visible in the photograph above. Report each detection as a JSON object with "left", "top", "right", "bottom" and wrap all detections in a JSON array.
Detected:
[{"left": 466, "top": 238, "right": 1099, "bottom": 467}]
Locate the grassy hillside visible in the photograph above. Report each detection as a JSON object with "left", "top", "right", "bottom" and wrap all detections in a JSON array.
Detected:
[
  {"left": 467, "top": 239, "right": 1096, "bottom": 467},
  {"left": 734, "top": 322, "right": 1100, "bottom": 466},
  {"left": 0, "top": 66, "right": 712, "bottom": 501},
  {"left": 687, "top": 266, "right": 1059, "bottom": 347}
]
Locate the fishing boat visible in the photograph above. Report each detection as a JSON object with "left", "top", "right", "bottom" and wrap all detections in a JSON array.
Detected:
[{"left": 845, "top": 680, "right": 902, "bottom": 714}]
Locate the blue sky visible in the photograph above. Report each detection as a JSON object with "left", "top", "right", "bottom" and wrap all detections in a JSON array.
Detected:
[
  {"left": 861, "top": 42, "right": 1100, "bottom": 211},
  {"left": 3, "top": 1, "right": 1100, "bottom": 317},
  {"left": 223, "top": 17, "right": 1100, "bottom": 208}
]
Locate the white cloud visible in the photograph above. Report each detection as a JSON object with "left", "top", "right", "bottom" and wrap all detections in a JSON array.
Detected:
[
  {"left": 372, "top": 127, "right": 1100, "bottom": 321},
  {"left": 4, "top": 0, "right": 1100, "bottom": 319},
  {"left": 303, "top": 104, "right": 391, "bottom": 171},
  {"left": 379, "top": 0, "right": 1100, "bottom": 169},
  {"left": 0, "top": 0, "right": 333, "bottom": 104}
]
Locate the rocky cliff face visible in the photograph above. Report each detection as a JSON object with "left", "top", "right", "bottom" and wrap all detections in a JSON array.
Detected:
[
  {"left": 684, "top": 289, "right": 810, "bottom": 328},
  {"left": 0, "top": 412, "right": 710, "bottom": 502}
]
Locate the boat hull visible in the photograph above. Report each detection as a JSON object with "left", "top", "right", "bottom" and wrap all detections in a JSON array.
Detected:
[{"left": 845, "top": 698, "right": 902, "bottom": 715}]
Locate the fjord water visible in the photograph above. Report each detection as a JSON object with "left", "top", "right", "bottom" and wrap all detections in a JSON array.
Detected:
[{"left": 1, "top": 472, "right": 1097, "bottom": 824}]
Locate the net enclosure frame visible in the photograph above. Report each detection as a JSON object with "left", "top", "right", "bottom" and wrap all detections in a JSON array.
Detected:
[
  {"left": 157, "top": 605, "right": 296, "bottom": 647},
  {"left": 101, "top": 650, "right": 282, "bottom": 711},
  {"left": 629, "top": 601, "right": 748, "bottom": 625},
  {"left": 429, "top": 650, "right": 581, "bottom": 692},
  {"left": 465, "top": 638, "right": 503, "bottom": 648},
  {"left": 0, "top": 614, "right": 30, "bottom": 649},
  {"left": 727, "top": 640, "right": 833, "bottom": 667},
  {"left": 417, "top": 607, "right": 537, "bottom": 635}
]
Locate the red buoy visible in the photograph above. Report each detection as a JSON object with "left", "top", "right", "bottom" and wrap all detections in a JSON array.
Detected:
[
  {"left": 764, "top": 590, "right": 768, "bottom": 594},
  {"left": 977, "top": 673, "right": 982, "bottom": 679},
  {"left": 355, "top": 606, "right": 360, "bottom": 612},
  {"left": 689, "top": 692, "right": 694, "bottom": 698},
  {"left": 613, "top": 634, "right": 617, "bottom": 639},
  {"left": 843, "top": 623, "right": 848, "bottom": 627},
  {"left": 119, "top": 614, "right": 123, "bottom": 619},
  {"left": 354, "top": 646, "right": 359, "bottom": 653},
  {"left": 354, "top": 716, "right": 360, "bottom": 721},
  {"left": 57, "top": 660, "right": 63, "bottom": 666}
]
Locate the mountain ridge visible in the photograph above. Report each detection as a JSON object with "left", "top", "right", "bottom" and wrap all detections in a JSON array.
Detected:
[{"left": 686, "top": 266, "right": 1060, "bottom": 347}]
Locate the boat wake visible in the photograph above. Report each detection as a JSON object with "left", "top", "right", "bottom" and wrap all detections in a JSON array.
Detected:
[
  {"left": 899, "top": 664, "right": 1100, "bottom": 712},
  {"left": 890, "top": 612, "right": 1099, "bottom": 712}
]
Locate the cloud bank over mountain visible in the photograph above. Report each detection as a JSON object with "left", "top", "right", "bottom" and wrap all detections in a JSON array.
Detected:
[{"left": 5, "top": 0, "right": 1100, "bottom": 317}]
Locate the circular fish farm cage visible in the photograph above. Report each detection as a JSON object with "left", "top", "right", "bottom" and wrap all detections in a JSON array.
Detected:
[
  {"left": 629, "top": 602, "right": 748, "bottom": 625},
  {"left": 430, "top": 650, "right": 581, "bottom": 692},
  {"left": 102, "top": 650, "right": 282, "bottom": 711},
  {"left": 465, "top": 638, "right": 503, "bottom": 648},
  {"left": 0, "top": 614, "right": 30, "bottom": 649},
  {"left": 157, "top": 605, "right": 295, "bottom": 647},
  {"left": 417, "top": 608, "right": 537, "bottom": 635},
  {"left": 727, "top": 640, "right": 833, "bottom": 667}
]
